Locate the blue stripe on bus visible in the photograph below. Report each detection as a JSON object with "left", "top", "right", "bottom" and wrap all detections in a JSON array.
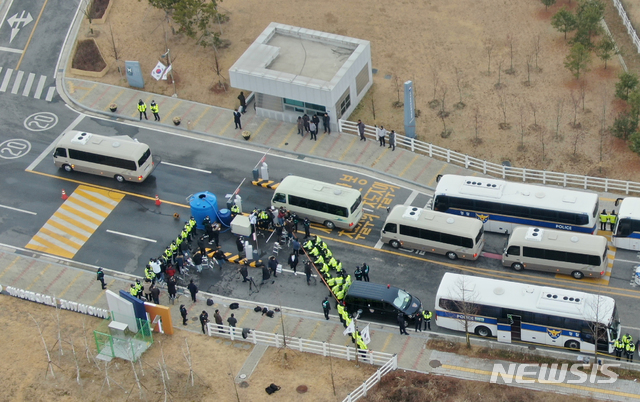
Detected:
[
  {"left": 614, "top": 232, "right": 640, "bottom": 239},
  {"left": 443, "top": 209, "right": 596, "bottom": 233},
  {"left": 436, "top": 310, "right": 498, "bottom": 325}
]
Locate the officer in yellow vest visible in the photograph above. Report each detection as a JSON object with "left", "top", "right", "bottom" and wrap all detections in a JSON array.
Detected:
[
  {"left": 608, "top": 210, "right": 617, "bottom": 232},
  {"left": 423, "top": 310, "right": 433, "bottom": 331},
  {"left": 337, "top": 303, "right": 345, "bottom": 325},
  {"left": 134, "top": 280, "right": 143, "bottom": 299},
  {"left": 622, "top": 333, "right": 633, "bottom": 347},
  {"left": 309, "top": 247, "right": 321, "bottom": 258},
  {"left": 303, "top": 239, "right": 314, "bottom": 251},
  {"left": 137, "top": 99, "right": 148, "bottom": 120},
  {"left": 599, "top": 209, "right": 608, "bottom": 231},
  {"left": 626, "top": 341, "right": 636, "bottom": 362},
  {"left": 129, "top": 284, "right": 138, "bottom": 297},
  {"left": 231, "top": 204, "right": 240, "bottom": 218},
  {"left": 314, "top": 254, "right": 324, "bottom": 266},
  {"left": 341, "top": 305, "right": 350, "bottom": 328},
  {"left": 335, "top": 259, "right": 343, "bottom": 274},
  {"left": 614, "top": 338, "right": 624, "bottom": 360},
  {"left": 150, "top": 100, "right": 160, "bottom": 121},
  {"left": 356, "top": 331, "right": 368, "bottom": 361}
]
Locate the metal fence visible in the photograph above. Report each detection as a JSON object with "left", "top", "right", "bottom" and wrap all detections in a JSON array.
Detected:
[
  {"left": 614, "top": 0, "right": 640, "bottom": 54},
  {"left": 341, "top": 354, "right": 398, "bottom": 402},
  {"left": 338, "top": 119, "right": 640, "bottom": 195}
]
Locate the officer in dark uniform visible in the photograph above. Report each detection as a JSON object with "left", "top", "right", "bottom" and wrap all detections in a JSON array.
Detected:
[{"left": 322, "top": 297, "right": 331, "bottom": 320}]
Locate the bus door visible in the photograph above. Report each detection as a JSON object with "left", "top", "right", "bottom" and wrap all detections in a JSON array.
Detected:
[{"left": 505, "top": 311, "right": 522, "bottom": 341}]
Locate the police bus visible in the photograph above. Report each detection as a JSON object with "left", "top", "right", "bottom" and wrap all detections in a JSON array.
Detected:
[
  {"left": 271, "top": 176, "right": 363, "bottom": 230},
  {"left": 381, "top": 205, "right": 485, "bottom": 260},
  {"left": 435, "top": 273, "right": 620, "bottom": 353},
  {"left": 432, "top": 175, "right": 599, "bottom": 234},
  {"left": 53, "top": 131, "right": 159, "bottom": 183},
  {"left": 612, "top": 197, "right": 640, "bottom": 251},
  {"left": 502, "top": 227, "right": 608, "bottom": 279}
]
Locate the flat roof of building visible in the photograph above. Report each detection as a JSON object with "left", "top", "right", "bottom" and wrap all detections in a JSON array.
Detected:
[{"left": 229, "top": 23, "right": 369, "bottom": 90}]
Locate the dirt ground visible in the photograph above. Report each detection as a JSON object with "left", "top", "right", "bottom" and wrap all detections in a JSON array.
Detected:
[
  {"left": 70, "top": 0, "right": 640, "bottom": 181},
  {"left": 0, "top": 295, "right": 377, "bottom": 401}
]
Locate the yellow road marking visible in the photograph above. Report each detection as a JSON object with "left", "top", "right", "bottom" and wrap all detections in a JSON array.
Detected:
[
  {"left": 427, "top": 164, "right": 449, "bottom": 187},
  {"left": 308, "top": 132, "right": 325, "bottom": 154},
  {"left": 57, "top": 272, "right": 84, "bottom": 298},
  {"left": 0, "top": 256, "right": 20, "bottom": 280},
  {"left": 52, "top": 211, "right": 96, "bottom": 235},
  {"left": 76, "top": 187, "right": 123, "bottom": 204},
  {"left": 16, "top": 0, "right": 50, "bottom": 69},
  {"left": 106, "top": 89, "right": 126, "bottom": 111},
  {"left": 237, "top": 309, "right": 251, "bottom": 326},
  {"left": 399, "top": 155, "right": 419, "bottom": 177},
  {"left": 308, "top": 322, "right": 322, "bottom": 339},
  {"left": 66, "top": 197, "right": 109, "bottom": 218},
  {"left": 26, "top": 264, "right": 51, "bottom": 290},
  {"left": 339, "top": 136, "right": 358, "bottom": 161},
  {"left": 370, "top": 148, "right": 389, "bottom": 167},
  {"left": 249, "top": 119, "right": 270, "bottom": 140},
  {"left": 60, "top": 203, "right": 103, "bottom": 226},
  {"left": 278, "top": 125, "right": 297, "bottom": 148},
  {"left": 27, "top": 236, "right": 75, "bottom": 259},
  {"left": 77, "top": 83, "right": 97, "bottom": 103},
  {"left": 219, "top": 118, "right": 234, "bottom": 137},
  {"left": 39, "top": 227, "right": 83, "bottom": 249},
  {"left": 91, "top": 279, "right": 116, "bottom": 305},
  {"left": 192, "top": 108, "right": 209, "bottom": 127},
  {"left": 380, "top": 333, "right": 394, "bottom": 352},
  {"left": 160, "top": 100, "right": 183, "bottom": 123}
]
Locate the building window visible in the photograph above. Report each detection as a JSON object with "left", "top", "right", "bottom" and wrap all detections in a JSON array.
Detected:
[
  {"left": 355, "top": 64, "right": 370, "bottom": 96},
  {"left": 283, "top": 98, "right": 326, "bottom": 115},
  {"left": 336, "top": 88, "right": 351, "bottom": 119}
]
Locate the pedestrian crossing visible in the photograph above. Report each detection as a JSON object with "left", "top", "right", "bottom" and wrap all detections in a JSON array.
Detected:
[
  {"left": 25, "top": 186, "right": 124, "bottom": 259},
  {"left": 0, "top": 67, "right": 56, "bottom": 101}
]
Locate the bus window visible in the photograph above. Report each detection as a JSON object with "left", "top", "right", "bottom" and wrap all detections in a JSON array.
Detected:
[
  {"left": 137, "top": 148, "right": 151, "bottom": 167},
  {"left": 618, "top": 220, "right": 632, "bottom": 236},
  {"left": 54, "top": 148, "right": 67, "bottom": 157},
  {"left": 273, "top": 192, "right": 286, "bottom": 203},
  {"left": 383, "top": 223, "right": 397, "bottom": 233}
]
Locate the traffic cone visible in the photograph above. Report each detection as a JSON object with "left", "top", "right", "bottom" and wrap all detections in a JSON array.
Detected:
[
  {"left": 155, "top": 195, "right": 161, "bottom": 206},
  {"left": 61, "top": 189, "right": 68, "bottom": 200}
]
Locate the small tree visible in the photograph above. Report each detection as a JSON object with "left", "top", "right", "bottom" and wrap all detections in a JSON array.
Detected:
[
  {"left": 564, "top": 42, "right": 591, "bottom": 79},
  {"left": 629, "top": 89, "right": 640, "bottom": 119},
  {"left": 429, "top": 65, "right": 440, "bottom": 108},
  {"left": 551, "top": 8, "right": 577, "bottom": 40},
  {"left": 572, "top": 130, "right": 585, "bottom": 156},
  {"left": 530, "top": 101, "right": 540, "bottom": 129},
  {"left": 540, "top": 127, "right": 548, "bottom": 161},
  {"left": 450, "top": 276, "right": 480, "bottom": 348},
  {"left": 555, "top": 97, "right": 565, "bottom": 140},
  {"left": 518, "top": 103, "right": 527, "bottom": 150},
  {"left": 497, "top": 90, "right": 510, "bottom": 129},
  {"left": 595, "top": 36, "right": 618, "bottom": 69},
  {"left": 506, "top": 34, "right": 516, "bottom": 74},
  {"left": 525, "top": 53, "right": 533, "bottom": 86},
  {"left": 611, "top": 111, "right": 639, "bottom": 140},
  {"left": 541, "top": 0, "right": 556, "bottom": 11},
  {"left": 615, "top": 72, "right": 639, "bottom": 101},
  {"left": 532, "top": 34, "right": 542, "bottom": 71},
  {"left": 570, "top": 90, "right": 580, "bottom": 128},
  {"left": 586, "top": 295, "right": 614, "bottom": 366},
  {"left": 484, "top": 39, "right": 494, "bottom": 75},
  {"left": 473, "top": 106, "right": 482, "bottom": 144},
  {"left": 573, "top": 0, "right": 605, "bottom": 48},
  {"left": 495, "top": 58, "right": 505, "bottom": 89},
  {"left": 454, "top": 67, "right": 466, "bottom": 109}
]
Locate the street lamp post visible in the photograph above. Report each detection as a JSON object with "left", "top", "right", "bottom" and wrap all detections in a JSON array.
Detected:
[
  {"left": 161, "top": 49, "right": 177, "bottom": 98},
  {"left": 353, "top": 309, "right": 362, "bottom": 367}
]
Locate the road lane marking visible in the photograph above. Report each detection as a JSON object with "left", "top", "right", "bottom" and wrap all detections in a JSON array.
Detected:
[
  {"left": 11, "top": 70, "right": 23, "bottom": 94},
  {"left": 161, "top": 161, "right": 211, "bottom": 174},
  {"left": 374, "top": 239, "right": 384, "bottom": 249},
  {"left": 45, "top": 86, "right": 56, "bottom": 102},
  {"left": 15, "top": 0, "right": 50, "bottom": 70},
  {"left": 22, "top": 72, "right": 34, "bottom": 96},
  {"left": 106, "top": 230, "right": 157, "bottom": 243},
  {"left": 33, "top": 74, "right": 46, "bottom": 99},
  {"left": 0, "top": 203, "right": 36, "bottom": 215},
  {"left": 57, "top": 272, "right": 84, "bottom": 298},
  {"left": 0, "top": 46, "right": 21, "bottom": 54},
  {"left": 403, "top": 190, "right": 419, "bottom": 206},
  {"left": 0, "top": 68, "right": 13, "bottom": 91}
]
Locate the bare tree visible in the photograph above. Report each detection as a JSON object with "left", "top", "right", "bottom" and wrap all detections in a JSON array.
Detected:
[
  {"left": 497, "top": 90, "right": 510, "bottom": 129},
  {"left": 130, "top": 359, "right": 143, "bottom": 398},
  {"left": 540, "top": 127, "right": 548, "bottom": 161},
  {"left": 586, "top": 294, "right": 615, "bottom": 366},
  {"left": 570, "top": 90, "right": 580, "bottom": 128},
  {"left": 529, "top": 101, "right": 540, "bottom": 129},
  {"left": 572, "top": 130, "right": 585, "bottom": 156},
  {"left": 212, "top": 45, "right": 228, "bottom": 93},
  {"left": 532, "top": 34, "right": 541, "bottom": 71},
  {"left": 525, "top": 53, "right": 533, "bottom": 86},
  {"left": 600, "top": 90, "right": 608, "bottom": 163},
  {"left": 472, "top": 106, "right": 482, "bottom": 144},
  {"left": 495, "top": 58, "right": 505, "bottom": 89},
  {"left": 454, "top": 67, "right": 466, "bottom": 109},
  {"left": 518, "top": 103, "right": 527, "bottom": 151},
  {"left": 579, "top": 80, "right": 587, "bottom": 111},
  {"left": 29, "top": 313, "right": 58, "bottom": 378},
  {"left": 450, "top": 276, "right": 480, "bottom": 348},
  {"left": 506, "top": 34, "right": 516, "bottom": 74},
  {"left": 68, "top": 336, "right": 81, "bottom": 385},
  {"left": 438, "top": 85, "right": 449, "bottom": 118},
  {"left": 429, "top": 65, "right": 440, "bottom": 109},
  {"left": 392, "top": 75, "right": 404, "bottom": 108},
  {"left": 555, "top": 97, "right": 565, "bottom": 140},
  {"left": 484, "top": 39, "right": 494, "bottom": 75},
  {"left": 183, "top": 338, "right": 195, "bottom": 386},
  {"left": 158, "top": 361, "right": 170, "bottom": 402},
  {"left": 440, "top": 114, "right": 451, "bottom": 138}
]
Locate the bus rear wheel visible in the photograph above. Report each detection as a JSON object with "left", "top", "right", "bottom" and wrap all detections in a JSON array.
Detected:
[
  {"left": 475, "top": 326, "right": 491, "bottom": 337},
  {"left": 565, "top": 340, "right": 580, "bottom": 350},
  {"left": 512, "top": 263, "right": 524, "bottom": 271},
  {"left": 389, "top": 240, "right": 401, "bottom": 249},
  {"left": 62, "top": 164, "right": 73, "bottom": 172},
  {"left": 446, "top": 252, "right": 458, "bottom": 260},
  {"left": 571, "top": 271, "right": 584, "bottom": 279},
  {"left": 114, "top": 174, "right": 125, "bottom": 183},
  {"left": 324, "top": 220, "right": 335, "bottom": 230}
]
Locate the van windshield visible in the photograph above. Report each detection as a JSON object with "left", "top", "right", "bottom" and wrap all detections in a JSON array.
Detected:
[{"left": 393, "top": 289, "right": 412, "bottom": 310}]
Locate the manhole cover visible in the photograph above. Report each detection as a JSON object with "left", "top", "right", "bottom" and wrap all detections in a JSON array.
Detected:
[
  {"left": 296, "top": 385, "right": 308, "bottom": 394},
  {"left": 239, "top": 374, "right": 247, "bottom": 379},
  {"left": 429, "top": 359, "right": 442, "bottom": 368},
  {"left": 239, "top": 381, "right": 250, "bottom": 388}
]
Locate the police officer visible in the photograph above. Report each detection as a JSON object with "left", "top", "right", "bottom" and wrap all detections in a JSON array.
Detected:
[
  {"left": 423, "top": 310, "right": 433, "bottom": 331},
  {"left": 356, "top": 331, "right": 368, "bottom": 361},
  {"left": 303, "top": 217, "right": 311, "bottom": 239},
  {"left": 188, "top": 216, "right": 197, "bottom": 241},
  {"left": 137, "top": 99, "right": 148, "bottom": 120},
  {"left": 230, "top": 203, "right": 240, "bottom": 218},
  {"left": 322, "top": 297, "right": 331, "bottom": 320},
  {"left": 415, "top": 310, "right": 424, "bottom": 332},
  {"left": 623, "top": 333, "right": 633, "bottom": 348},
  {"left": 129, "top": 283, "right": 138, "bottom": 297},
  {"left": 337, "top": 302, "right": 345, "bottom": 325},
  {"left": 354, "top": 266, "right": 363, "bottom": 281},
  {"left": 599, "top": 209, "right": 608, "bottom": 231},
  {"left": 626, "top": 341, "right": 636, "bottom": 362},
  {"left": 362, "top": 262, "right": 370, "bottom": 282},
  {"left": 180, "top": 304, "right": 188, "bottom": 325},
  {"left": 614, "top": 337, "right": 624, "bottom": 360},
  {"left": 134, "top": 279, "right": 143, "bottom": 300},
  {"left": 150, "top": 100, "right": 160, "bottom": 121},
  {"left": 609, "top": 209, "right": 617, "bottom": 232},
  {"left": 96, "top": 267, "right": 106, "bottom": 289},
  {"left": 170, "top": 240, "right": 178, "bottom": 262}
]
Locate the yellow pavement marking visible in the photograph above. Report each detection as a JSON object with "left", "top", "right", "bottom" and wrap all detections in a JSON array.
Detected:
[
  {"left": 192, "top": 108, "right": 210, "bottom": 127},
  {"left": 160, "top": 100, "right": 183, "bottom": 123},
  {"left": 106, "top": 89, "right": 126, "bottom": 111},
  {"left": 427, "top": 164, "right": 449, "bottom": 187},
  {"left": 91, "top": 279, "right": 116, "bottom": 305},
  {"left": 76, "top": 187, "right": 123, "bottom": 204},
  {"left": 308, "top": 132, "right": 326, "bottom": 154},
  {"left": 237, "top": 309, "right": 251, "bottom": 326},
  {"left": 441, "top": 364, "right": 640, "bottom": 400},
  {"left": 52, "top": 211, "right": 96, "bottom": 235},
  {"left": 0, "top": 256, "right": 20, "bottom": 280},
  {"left": 39, "top": 227, "right": 83, "bottom": 249},
  {"left": 60, "top": 203, "right": 103, "bottom": 226},
  {"left": 278, "top": 125, "right": 297, "bottom": 148},
  {"left": 370, "top": 147, "right": 390, "bottom": 167},
  {"left": 307, "top": 322, "right": 322, "bottom": 339},
  {"left": 57, "top": 272, "right": 85, "bottom": 298},
  {"left": 77, "top": 83, "right": 98, "bottom": 103},
  {"left": 399, "top": 155, "right": 420, "bottom": 177},
  {"left": 46, "top": 219, "right": 89, "bottom": 242},
  {"left": 339, "top": 136, "right": 358, "bottom": 161},
  {"left": 380, "top": 333, "right": 394, "bottom": 352},
  {"left": 27, "top": 235, "right": 75, "bottom": 259},
  {"left": 26, "top": 264, "right": 51, "bottom": 290},
  {"left": 66, "top": 197, "right": 110, "bottom": 218},
  {"left": 249, "top": 119, "right": 270, "bottom": 140},
  {"left": 219, "top": 118, "right": 234, "bottom": 137},
  {"left": 16, "top": 0, "right": 49, "bottom": 69}
]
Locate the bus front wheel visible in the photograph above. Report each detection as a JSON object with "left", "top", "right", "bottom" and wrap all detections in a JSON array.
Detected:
[
  {"left": 512, "top": 263, "right": 524, "bottom": 271},
  {"left": 475, "top": 326, "right": 491, "bottom": 337},
  {"left": 446, "top": 252, "right": 458, "bottom": 260},
  {"left": 571, "top": 271, "right": 584, "bottom": 280},
  {"left": 389, "top": 240, "right": 401, "bottom": 249},
  {"left": 114, "top": 174, "right": 125, "bottom": 183},
  {"left": 62, "top": 164, "right": 73, "bottom": 172},
  {"left": 324, "top": 221, "right": 335, "bottom": 230},
  {"left": 565, "top": 340, "right": 580, "bottom": 350}
]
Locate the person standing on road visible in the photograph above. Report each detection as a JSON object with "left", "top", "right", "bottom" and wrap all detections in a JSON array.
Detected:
[
  {"left": 213, "top": 247, "right": 228, "bottom": 270},
  {"left": 261, "top": 263, "right": 271, "bottom": 285},
  {"left": 214, "top": 309, "right": 223, "bottom": 333},
  {"left": 96, "top": 268, "right": 106, "bottom": 289},
  {"left": 415, "top": 310, "right": 424, "bottom": 332},
  {"left": 199, "top": 310, "right": 209, "bottom": 334},
  {"left": 312, "top": 114, "right": 320, "bottom": 134},
  {"left": 322, "top": 297, "right": 331, "bottom": 320},
  {"left": 309, "top": 121, "right": 317, "bottom": 141},
  {"left": 357, "top": 119, "right": 366, "bottom": 141},
  {"left": 303, "top": 114, "right": 310, "bottom": 133},
  {"left": 268, "top": 256, "right": 279, "bottom": 278},
  {"left": 233, "top": 109, "right": 242, "bottom": 129},
  {"left": 137, "top": 99, "right": 148, "bottom": 120},
  {"left": 354, "top": 266, "right": 363, "bottom": 281},
  {"left": 150, "top": 100, "right": 160, "bottom": 121},
  {"left": 150, "top": 284, "right": 160, "bottom": 304},
  {"left": 397, "top": 312, "right": 409, "bottom": 335},
  {"left": 238, "top": 91, "right": 246, "bottom": 114},
  {"left": 288, "top": 251, "right": 299, "bottom": 273},
  {"left": 180, "top": 304, "right": 188, "bottom": 325},
  {"left": 303, "top": 217, "right": 311, "bottom": 239},
  {"left": 239, "top": 261, "right": 249, "bottom": 282},
  {"left": 236, "top": 236, "right": 245, "bottom": 256},
  {"left": 388, "top": 130, "right": 396, "bottom": 151},
  {"left": 361, "top": 262, "right": 370, "bottom": 282},
  {"left": 167, "top": 275, "right": 177, "bottom": 304},
  {"left": 187, "top": 279, "right": 198, "bottom": 302},
  {"left": 599, "top": 209, "right": 608, "bottom": 231},
  {"left": 323, "top": 112, "right": 331, "bottom": 134},
  {"left": 423, "top": 310, "right": 432, "bottom": 331},
  {"left": 297, "top": 116, "right": 304, "bottom": 136},
  {"left": 609, "top": 210, "right": 617, "bottom": 232},
  {"left": 304, "top": 260, "right": 312, "bottom": 285},
  {"left": 227, "top": 313, "right": 237, "bottom": 328}
]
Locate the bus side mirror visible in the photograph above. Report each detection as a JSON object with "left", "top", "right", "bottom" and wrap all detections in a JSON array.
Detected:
[
  {"left": 615, "top": 197, "right": 623, "bottom": 207},
  {"left": 436, "top": 174, "right": 443, "bottom": 183},
  {"left": 382, "top": 230, "right": 386, "bottom": 234}
]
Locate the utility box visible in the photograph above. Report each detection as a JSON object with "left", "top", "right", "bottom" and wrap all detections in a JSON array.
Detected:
[
  {"left": 260, "top": 162, "right": 269, "bottom": 180},
  {"left": 231, "top": 215, "right": 252, "bottom": 236}
]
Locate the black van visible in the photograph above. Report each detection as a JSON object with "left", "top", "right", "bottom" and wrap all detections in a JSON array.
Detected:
[{"left": 343, "top": 282, "right": 422, "bottom": 322}]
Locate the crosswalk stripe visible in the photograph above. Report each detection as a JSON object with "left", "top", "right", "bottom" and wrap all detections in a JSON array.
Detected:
[
  {"left": 60, "top": 203, "right": 103, "bottom": 226},
  {"left": 39, "top": 226, "right": 84, "bottom": 249},
  {"left": 66, "top": 196, "right": 110, "bottom": 218},
  {"left": 71, "top": 192, "right": 113, "bottom": 215},
  {"left": 0, "top": 68, "right": 13, "bottom": 92},
  {"left": 45, "top": 86, "right": 55, "bottom": 101},
  {"left": 11, "top": 70, "right": 23, "bottom": 94},
  {"left": 55, "top": 208, "right": 98, "bottom": 232},
  {"left": 45, "top": 219, "right": 90, "bottom": 242},
  {"left": 75, "top": 187, "right": 121, "bottom": 206},
  {"left": 22, "top": 72, "right": 34, "bottom": 96},
  {"left": 29, "top": 234, "right": 76, "bottom": 258},
  {"left": 50, "top": 214, "right": 93, "bottom": 238},
  {"left": 33, "top": 74, "right": 45, "bottom": 99}
]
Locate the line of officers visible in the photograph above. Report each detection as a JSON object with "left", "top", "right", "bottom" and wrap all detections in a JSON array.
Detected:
[
  {"left": 599, "top": 209, "right": 617, "bottom": 231},
  {"left": 614, "top": 333, "right": 637, "bottom": 362}
]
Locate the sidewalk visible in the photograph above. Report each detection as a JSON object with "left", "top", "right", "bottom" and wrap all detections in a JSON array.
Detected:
[{"left": 2, "top": 244, "right": 640, "bottom": 401}]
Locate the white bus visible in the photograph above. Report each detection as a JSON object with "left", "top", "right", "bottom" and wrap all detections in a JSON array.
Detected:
[
  {"left": 53, "top": 131, "right": 159, "bottom": 183},
  {"left": 381, "top": 205, "right": 485, "bottom": 260},
  {"left": 612, "top": 197, "right": 640, "bottom": 251},
  {"left": 432, "top": 175, "right": 599, "bottom": 235},
  {"left": 435, "top": 273, "right": 620, "bottom": 354},
  {"left": 271, "top": 176, "right": 363, "bottom": 230},
  {"left": 502, "top": 227, "right": 608, "bottom": 280}
]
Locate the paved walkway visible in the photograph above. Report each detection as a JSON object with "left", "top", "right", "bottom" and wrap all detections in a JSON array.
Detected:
[{"left": 2, "top": 244, "right": 640, "bottom": 401}]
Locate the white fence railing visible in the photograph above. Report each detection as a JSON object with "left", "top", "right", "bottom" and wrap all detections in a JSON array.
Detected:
[
  {"left": 614, "top": 0, "right": 640, "bottom": 54},
  {"left": 338, "top": 119, "right": 640, "bottom": 195},
  {"left": 342, "top": 354, "right": 398, "bottom": 402}
]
